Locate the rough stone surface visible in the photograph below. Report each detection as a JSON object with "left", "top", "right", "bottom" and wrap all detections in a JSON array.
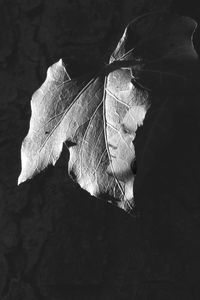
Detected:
[{"left": 2, "top": 0, "right": 200, "bottom": 299}]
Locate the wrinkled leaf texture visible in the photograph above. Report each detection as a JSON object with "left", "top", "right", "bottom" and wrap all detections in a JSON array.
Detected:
[{"left": 18, "top": 12, "right": 198, "bottom": 212}]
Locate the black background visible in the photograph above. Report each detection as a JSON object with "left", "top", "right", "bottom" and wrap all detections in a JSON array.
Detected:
[{"left": 1, "top": 0, "right": 200, "bottom": 299}]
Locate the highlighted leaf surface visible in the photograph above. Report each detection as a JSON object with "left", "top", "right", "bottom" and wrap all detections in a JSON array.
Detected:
[{"left": 18, "top": 12, "right": 198, "bottom": 212}]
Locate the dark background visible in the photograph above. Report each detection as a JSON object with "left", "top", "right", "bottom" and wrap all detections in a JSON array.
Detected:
[{"left": 1, "top": 0, "right": 200, "bottom": 299}]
